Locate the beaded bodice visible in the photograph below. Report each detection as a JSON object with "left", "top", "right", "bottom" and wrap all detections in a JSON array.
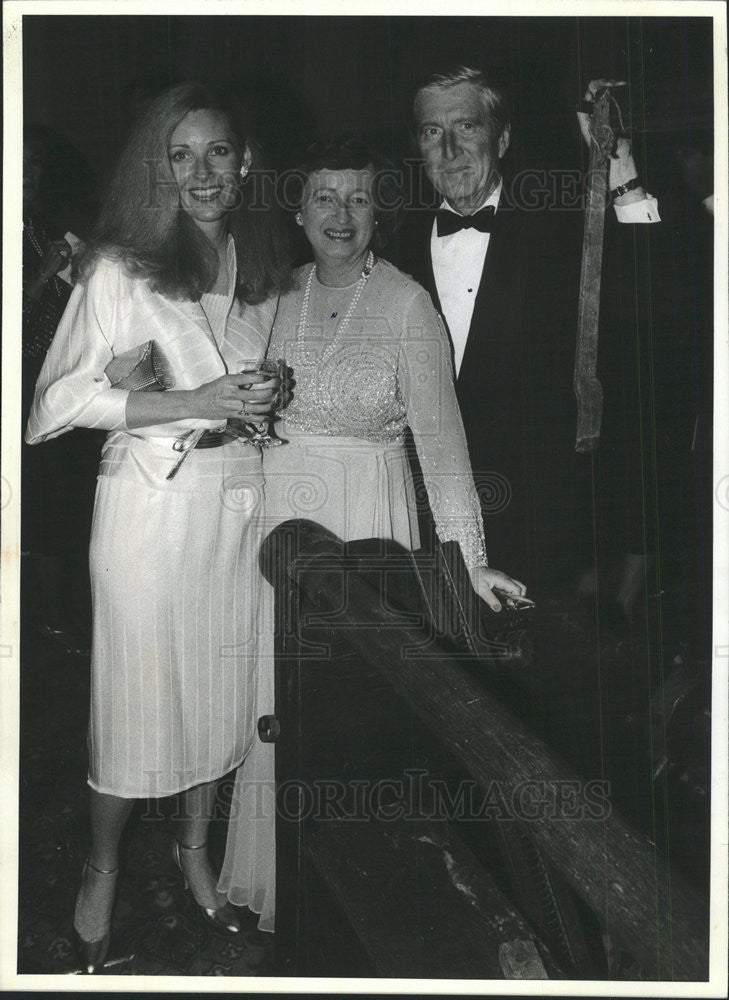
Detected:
[
  {"left": 276, "top": 271, "right": 408, "bottom": 442},
  {"left": 268, "top": 260, "right": 488, "bottom": 567}
]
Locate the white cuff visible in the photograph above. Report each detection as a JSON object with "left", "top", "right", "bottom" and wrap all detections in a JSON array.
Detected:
[{"left": 614, "top": 195, "right": 661, "bottom": 224}]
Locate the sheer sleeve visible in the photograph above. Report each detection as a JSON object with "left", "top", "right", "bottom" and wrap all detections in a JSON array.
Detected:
[
  {"left": 25, "top": 258, "right": 131, "bottom": 444},
  {"left": 398, "top": 286, "right": 488, "bottom": 569}
]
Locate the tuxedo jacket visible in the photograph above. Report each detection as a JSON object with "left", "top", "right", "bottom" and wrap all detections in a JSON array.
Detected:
[{"left": 390, "top": 192, "right": 582, "bottom": 576}]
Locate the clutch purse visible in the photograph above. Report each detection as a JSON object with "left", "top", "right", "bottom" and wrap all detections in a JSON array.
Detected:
[{"left": 104, "top": 340, "right": 175, "bottom": 392}]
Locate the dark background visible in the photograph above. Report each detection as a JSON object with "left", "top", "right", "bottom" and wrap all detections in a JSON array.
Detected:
[
  {"left": 23, "top": 13, "right": 714, "bottom": 220},
  {"left": 15, "top": 12, "right": 718, "bottom": 977}
]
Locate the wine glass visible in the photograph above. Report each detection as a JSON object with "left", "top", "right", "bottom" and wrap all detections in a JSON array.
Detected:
[{"left": 232, "top": 358, "right": 288, "bottom": 449}]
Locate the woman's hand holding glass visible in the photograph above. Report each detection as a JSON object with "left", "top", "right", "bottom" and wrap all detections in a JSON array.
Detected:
[
  {"left": 230, "top": 359, "right": 290, "bottom": 448},
  {"left": 188, "top": 369, "right": 279, "bottom": 421}
]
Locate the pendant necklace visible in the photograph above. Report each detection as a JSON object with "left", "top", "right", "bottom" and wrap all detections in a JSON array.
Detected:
[{"left": 297, "top": 250, "right": 375, "bottom": 363}]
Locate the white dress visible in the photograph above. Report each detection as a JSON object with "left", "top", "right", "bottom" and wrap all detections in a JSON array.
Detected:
[
  {"left": 26, "top": 241, "right": 278, "bottom": 799},
  {"left": 218, "top": 258, "right": 488, "bottom": 931}
]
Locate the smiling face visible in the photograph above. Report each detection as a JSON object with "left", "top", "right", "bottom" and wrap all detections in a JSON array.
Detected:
[
  {"left": 168, "top": 108, "right": 247, "bottom": 234},
  {"left": 415, "top": 81, "right": 510, "bottom": 215},
  {"left": 300, "top": 167, "right": 377, "bottom": 281}
]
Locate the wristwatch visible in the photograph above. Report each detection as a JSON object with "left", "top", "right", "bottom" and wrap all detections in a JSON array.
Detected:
[{"left": 610, "top": 177, "right": 641, "bottom": 200}]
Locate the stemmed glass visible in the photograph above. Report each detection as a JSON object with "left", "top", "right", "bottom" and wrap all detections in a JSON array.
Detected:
[{"left": 232, "top": 358, "right": 288, "bottom": 448}]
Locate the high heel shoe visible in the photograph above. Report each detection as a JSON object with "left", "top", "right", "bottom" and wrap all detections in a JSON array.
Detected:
[
  {"left": 171, "top": 839, "right": 241, "bottom": 938},
  {"left": 73, "top": 859, "right": 118, "bottom": 974}
]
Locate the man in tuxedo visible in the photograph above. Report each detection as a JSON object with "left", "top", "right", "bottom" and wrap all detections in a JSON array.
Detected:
[{"left": 398, "top": 65, "right": 659, "bottom": 595}]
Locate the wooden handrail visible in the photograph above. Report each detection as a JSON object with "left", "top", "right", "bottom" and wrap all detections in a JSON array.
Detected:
[{"left": 261, "top": 519, "right": 709, "bottom": 982}]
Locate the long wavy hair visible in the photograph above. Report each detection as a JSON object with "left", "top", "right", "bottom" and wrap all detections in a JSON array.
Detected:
[{"left": 76, "top": 82, "right": 292, "bottom": 303}]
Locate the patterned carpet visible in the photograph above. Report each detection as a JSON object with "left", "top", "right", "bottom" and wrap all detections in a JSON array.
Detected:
[{"left": 17, "top": 628, "right": 273, "bottom": 977}]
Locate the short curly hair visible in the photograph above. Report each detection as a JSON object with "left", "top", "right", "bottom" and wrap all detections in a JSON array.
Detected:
[{"left": 292, "top": 134, "right": 401, "bottom": 250}]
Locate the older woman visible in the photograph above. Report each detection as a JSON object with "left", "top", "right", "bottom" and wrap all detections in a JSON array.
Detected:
[
  {"left": 218, "top": 134, "right": 525, "bottom": 932},
  {"left": 25, "top": 83, "right": 291, "bottom": 972}
]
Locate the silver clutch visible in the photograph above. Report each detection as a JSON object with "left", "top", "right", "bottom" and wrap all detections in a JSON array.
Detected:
[{"left": 104, "top": 341, "right": 175, "bottom": 392}]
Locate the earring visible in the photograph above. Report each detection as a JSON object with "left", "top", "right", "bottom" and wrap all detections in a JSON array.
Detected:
[
  {"left": 295, "top": 213, "right": 303, "bottom": 226},
  {"left": 240, "top": 164, "right": 249, "bottom": 180}
]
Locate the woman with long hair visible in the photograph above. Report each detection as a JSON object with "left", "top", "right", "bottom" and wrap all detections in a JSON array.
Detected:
[{"left": 26, "top": 82, "right": 291, "bottom": 972}]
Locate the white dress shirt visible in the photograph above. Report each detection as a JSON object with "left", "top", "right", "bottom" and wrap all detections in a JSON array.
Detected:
[
  {"left": 431, "top": 182, "right": 660, "bottom": 377},
  {"left": 430, "top": 183, "right": 502, "bottom": 377}
]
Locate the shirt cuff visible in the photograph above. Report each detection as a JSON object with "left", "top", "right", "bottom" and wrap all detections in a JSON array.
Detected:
[
  {"left": 614, "top": 195, "right": 660, "bottom": 224},
  {"left": 72, "top": 386, "right": 132, "bottom": 433}
]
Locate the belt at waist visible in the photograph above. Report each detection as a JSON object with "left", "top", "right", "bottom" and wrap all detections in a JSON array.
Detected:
[
  {"left": 196, "top": 429, "right": 233, "bottom": 449},
  {"left": 195, "top": 417, "right": 269, "bottom": 449}
]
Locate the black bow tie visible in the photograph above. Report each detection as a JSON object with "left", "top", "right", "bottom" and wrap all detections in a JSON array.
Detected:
[{"left": 436, "top": 205, "right": 496, "bottom": 237}]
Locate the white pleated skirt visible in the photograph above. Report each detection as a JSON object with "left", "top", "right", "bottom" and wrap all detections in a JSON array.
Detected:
[
  {"left": 218, "top": 429, "right": 420, "bottom": 932},
  {"left": 87, "top": 438, "right": 266, "bottom": 799}
]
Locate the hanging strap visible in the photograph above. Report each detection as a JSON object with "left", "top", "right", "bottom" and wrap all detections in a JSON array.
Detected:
[{"left": 573, "top": 88, "right": 616, "bottom": 452}]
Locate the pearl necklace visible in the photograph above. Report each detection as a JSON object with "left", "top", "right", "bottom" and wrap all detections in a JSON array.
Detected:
[
  {"left": 24, "top": 219, "right": 62, "bottom": 297},
  {"left": 24, "top": 220, "right": 46, "bottom": 258},
  {"left": 296, "top": 250, "right": 375, "bottom": 363}
]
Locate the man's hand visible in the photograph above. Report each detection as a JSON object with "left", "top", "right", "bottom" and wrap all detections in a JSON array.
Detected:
[
  {"left": 577, "top": 78, "right": 626, "bottom": 145},
  {"left": 577, "top": 79, "right": 646, "bottom": 203},
  {"left": 584, "top": 78, "right": 626, "bottom": 102}
]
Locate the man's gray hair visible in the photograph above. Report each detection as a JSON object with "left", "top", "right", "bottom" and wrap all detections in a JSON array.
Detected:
[{"left": 413, "top": 65, "right": 510, "bottom": 134}]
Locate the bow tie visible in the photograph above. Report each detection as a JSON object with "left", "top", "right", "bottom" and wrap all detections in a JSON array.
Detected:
[{"left": 436, "top": 205, "right": 496, "bottom": 237}]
